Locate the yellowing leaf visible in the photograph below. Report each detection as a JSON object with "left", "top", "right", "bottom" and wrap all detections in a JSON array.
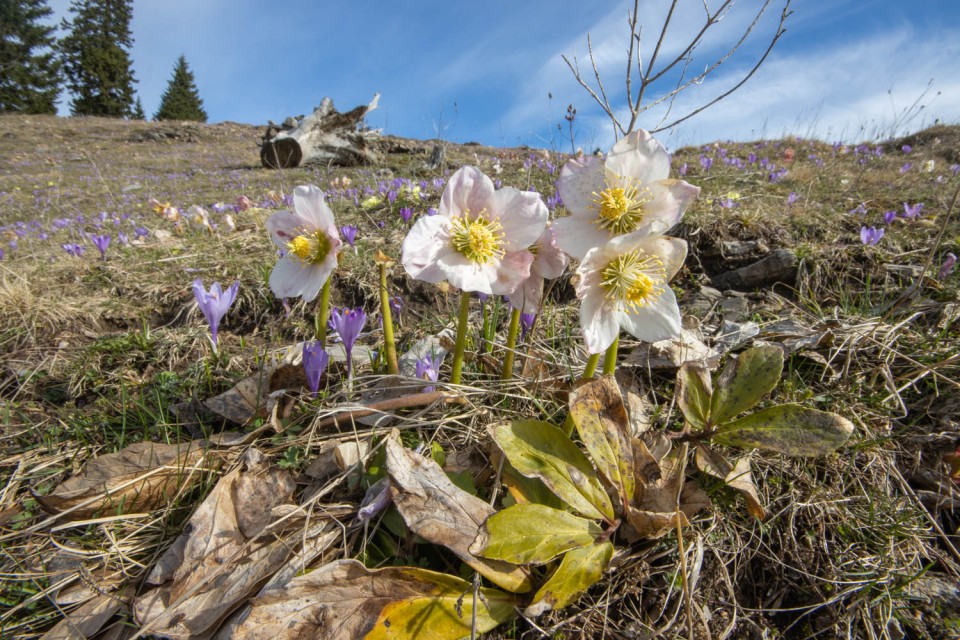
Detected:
[
  {"left": 493, "top": 420, "right": 614, "bottom": 522},
  {"left": 676, "top": 362, "right": 713, "bottom": 431},
  {"left": 471, "top": 504, "right": 602, "bottom": 565},
  {"left": 568, "top": 376, "right": 635, "bottom": 505},
  {"left": 695, "top": 444, "right": 765, "bottom": 519},
  {"left": 33, "top": 440, "right": 212, "bottom": 519},
  {"left": 712, "top": 404, "right": 854, "bottom": 456},
  {"left": 501, "top": 460, "right": 565, "bottom": 510},
  {"left": 384, "top": 438, "right": 532, "bottom": 593},
  {"left": 231, "top": 560, "right": 515, "bottom": 640},
  {"left": 525, "top": 542, "right": 614, "bottom": 617},
  {"left": 709, "top": 346, "right": 783, "bottom": 425}
]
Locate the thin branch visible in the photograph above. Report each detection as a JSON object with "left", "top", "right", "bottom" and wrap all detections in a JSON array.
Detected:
[
  {"left": 562, "top": 50, "right": 623, "bottom": 137},
  {"left": 635, "top": 0, "right": 680, "bottom": 109},
  {"left": 587, "top": 34, "right": 616, "bottom": 134},
  {"left": 652, "top": 1, "right": 792, "bottom": 133}
]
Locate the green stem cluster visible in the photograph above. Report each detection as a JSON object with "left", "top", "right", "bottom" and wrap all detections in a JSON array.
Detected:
[
  {"left": 450, "top": 292, "right": 472, "bottom": 385},
  {"left": 314, "top": 279, "right": 332, "bottom": 343},
  {"left": 378, "top": 263, "right": 399, "bottom": 375},
  {"left": 500, "top": 308, "right": 521, "bottom": 381}
]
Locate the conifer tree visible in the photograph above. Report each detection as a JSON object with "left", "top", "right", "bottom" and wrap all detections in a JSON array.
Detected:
[
  {"left": 131, "top": 96, "right": 144, "bottom": 120},
  {"left": 154, "top": 55, "right": 207, "bottom": 122},
  {"left": 59, "top": 0, "right": 136, "bottom": 117},
  {"left": 0, "top": 0, "right": 61, "bottom": 113}
]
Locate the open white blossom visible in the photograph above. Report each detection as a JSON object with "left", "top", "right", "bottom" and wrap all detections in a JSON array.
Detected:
[{"left": 554, "top": 129, "right": 699, "bottom": 260}]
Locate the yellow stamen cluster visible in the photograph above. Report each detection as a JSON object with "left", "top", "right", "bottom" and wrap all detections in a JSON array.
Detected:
[
  {"left": 450, "top": 210, "right": 505, "bottom": 264},
  {"left": 287, "top": 230, "right": 332, "bottom": 265},
  {"left": 592, "top": 181, "right": 651, "bottom": 235},
  {"left": 600, "top": 249, "right": 666, "bottom": 313}
]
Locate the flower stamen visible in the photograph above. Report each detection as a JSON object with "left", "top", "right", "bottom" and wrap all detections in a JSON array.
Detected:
[
  {"left": 450, "top": 210, "right": 505, "bottom": 264},
  {"left": 600, "top": 249, "right": 666, "bottom": 313},
  {"left": 287, "top": 230, "right": 332, "bottom": 265},
  {"left": 592, "top": 180, "right": 651, "bottom": 235}
]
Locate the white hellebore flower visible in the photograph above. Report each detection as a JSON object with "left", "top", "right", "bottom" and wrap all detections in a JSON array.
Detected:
[
  {"left": 266, "top": 185, "right": 342, "bottom": 302},
  {"left": 401, "top": 166, "right": 548, "bottom": 295},
  {"left": 576, "top": 233, "right": 687, "bottom": 354},
  {"left": 554, "top": 129, "right": 700, "bottom": 260},
  {"left": 507, "top": 224, "right": 568, "bottom": 314}
]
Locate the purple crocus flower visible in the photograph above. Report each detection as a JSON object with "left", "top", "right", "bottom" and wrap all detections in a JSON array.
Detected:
[
  {"left": 883, "top": 210, "right": 897, "bottom": 224},
  {"left": 860, "top": 226, "right": 884, "bottom": 246},
  {"left": 62, "top": 243, "right": 84, "bottom": 257},
  {"left": 389, "top": 295, "right": 402, "bottom": 317},
  {"left": 900, "top": 163, "right": 912, "bottom": 174},
  {"left": 848, "top": 203, "right": 867, "bottom": 216},
  {"left": 699, "top": 155, "right": 713, "bottom": 171},
  {"left": 520, "top": 312, "right": 536, "bottom": 340},
  {"left": 302, "top": 341, "right": 330, "bottom": 396},
  {"left": 341, "top": 224, "right": 358, "bottom": 248},
  {"left": 901, "top": 144, "right": 912, "bottom": 154},
  {"left": 192, "top": 278, "right": 240, "bottom": 351},
  {"left": 134, "top": 226, "right": 149, "bottom": 240},
  {"left": 786, "top": 192, "right": 798, "bottom": 206},
  {"left": 90, "top": 233, "right": 111, "bottom": 259},
  {"left": 415, "top": 352, "right": 442, "bottom": 392},
  {"left": 426, "top": 207, "right": 438, "bottom": 216},
  {"left": 399, "top": 207, "right": 413, "bottom": 224},
  {"left": 328, "top": 307, "right": 367, "bottom": 375},
  {"left": 940, "top": 253, "right": 957, "bottom": 280},
  {"left": 903, "top": 202, "right": 924, "bottom": 219},
  {"left": 117, "top": 231, "right": 129, "bottom": 246}
]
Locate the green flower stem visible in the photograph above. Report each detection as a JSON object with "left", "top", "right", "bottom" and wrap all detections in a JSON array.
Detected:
[
  {"left": 602, "top": 337, "right": 619, "bottom": 376},
  {"left": 378, "top": 263, "right": 399, "bottom": 375},
  {"left": 314, "top": 278, "right": 332, "bottom": 343},
  {"left": 500, "top": 307, "right": 521, "bottom": 381},
  {"left": 582, "top": 353, "right": 601, "bottom": 379},
  {"left": 450, "top": 292, "right": 472, "bottom": 385}
]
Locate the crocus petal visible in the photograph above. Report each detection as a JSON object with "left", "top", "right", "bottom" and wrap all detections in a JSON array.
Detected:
[
  {"left": 488, "top": 187, "right": 548, "bottom": 251},
  {"left": 293, "top": 185, "right": 335, "bottom": 229},
  {"left": 616, "top": 286, "right": 682, "bottom": 343},
  {"left": 440, "top": 166, "right": 495, "bottom": 218},
  {"left": 604, "top": 129, "right": 671, "bottom": 185},
  {"left": 557, "top": 155, "right": 604, "bottom": 216}
]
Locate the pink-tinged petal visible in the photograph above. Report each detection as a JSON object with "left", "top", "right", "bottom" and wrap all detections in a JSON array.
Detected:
[
  {"left": 490, "top": 250, "right": 534, "bottom": 295},
  {"left": 489, "top": 187, "right": 548, "bottom": 251},
  {"left": 293, "top": 185, "right": 336, "bottom": 229},
  {"left": 580, "top": 288, "right": 619, "bottom": 354},
  {"left": 533, "top": 226, "right": 569, "bottom": 280},
  {"left": 440, "top": 166, "right": 495, "bottom": 219},
  {"left": 605, "top": 129, "right": 671, "bottom": 184},
  {"left": 266, "top": 209, "right": 308, "bottom": 248},
  {"left": 270, "top": 257, "right": 328, "bottom": 302},
  {"left": 616, "top": 286, "right": 681, "bottom": 343},
  {"left": 553, "top": 215, "right": 612, "bottom": 261},
  {"left": 637, "top": 179, "right": 700, "bottom": 231},
  {"left": 437, "top": 250, "right": 496, "bottom": 294},
  {"left": 609, "top": 233, "right": 688, "bottom": 279},
  {"left": 507, "top": 274, "right": 543, "bottom": 314},
  {"left": 402, "top": 216, "right": 452, "bottom": 282},
  {"left": 557, "top": 155, "right": 604, "bottom": 216}
]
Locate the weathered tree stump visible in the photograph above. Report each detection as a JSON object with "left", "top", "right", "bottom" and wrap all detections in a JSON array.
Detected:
[{"left": 260, "top": 94, "right": 381, "bottom": 169}]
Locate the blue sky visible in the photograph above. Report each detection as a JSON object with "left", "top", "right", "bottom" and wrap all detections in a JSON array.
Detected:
[{"left": 45, "top": 0, "right": 960, "bottom": 151}]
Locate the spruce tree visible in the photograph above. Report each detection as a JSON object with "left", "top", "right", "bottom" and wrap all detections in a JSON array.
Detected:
[
  {"left": 154, "top": 55, "right": 207, "bottom": 122},
  {"left": 0, "top": 0, "right": 61, "bottom": 113},
  {"left": 59, "top": 0, "right": 136, "bottom": 117},
  {"left": 131, "top": 96, "right": 144, "bottom": 119}
]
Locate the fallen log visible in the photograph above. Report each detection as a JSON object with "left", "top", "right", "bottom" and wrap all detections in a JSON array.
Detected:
[{"left": 260, "top": 93, "right": 381, "bottom": 169}]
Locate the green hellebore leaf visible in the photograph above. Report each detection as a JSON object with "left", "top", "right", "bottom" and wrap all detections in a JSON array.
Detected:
[
  {"left": 710, "top": 345, "right": 784, "bottom": 425},
  {"left": 712, "top": 404, "right": 854, "bottom": 456},
  {"left": 471, "top": 504, "right": 603, "bottom": 565},
  {"left": 493, "top": 420, "right": 614, "bottom": 522},
  {"left": 525, "top": 541, "right": 614, "bottom": 617},
  {"left": 676, "top": 362, "right": 713, "bottom": 431},
  {"left": 569, "top": 376, "right": 635, "bottom": 504}
]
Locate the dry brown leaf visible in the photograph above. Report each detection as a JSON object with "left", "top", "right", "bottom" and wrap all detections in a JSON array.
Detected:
[
  {"left": 623, "top": 322, "right": 720, "bottom": 369},
  {"left": 232, "top": 559, "right": 515, "bottom": 640},
  {"left": 41, "top": 588, "right": 132, "bottom": 640},
  {"left": 385, "top": 438, "right": 532, "bottom": 593},
  {"left": 134, "top": 449, "right": 297, "bottom": 639},
  {"left": 625, "top": 444, "right": 710, "bottom": 539},
  {"left": 204, "top": 363, "right": 306, "bottom": 426},
  {"left": 695, "top": 444, "right": 766, "bottom": 519},
  {"left": 33, "top": 440, "right": 211, "bottom": 519}
]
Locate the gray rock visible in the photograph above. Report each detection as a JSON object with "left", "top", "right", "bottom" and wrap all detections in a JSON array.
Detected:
[{"left": 711, "top": 248, "right": 798, "bottom": 290}]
